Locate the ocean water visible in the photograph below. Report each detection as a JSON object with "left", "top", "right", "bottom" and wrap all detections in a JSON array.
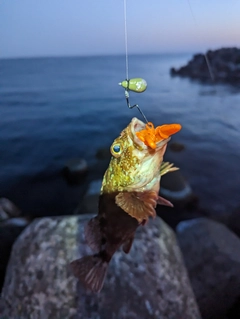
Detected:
[{"left": 0, "top": 54, "right": 240, "bottom": 216}]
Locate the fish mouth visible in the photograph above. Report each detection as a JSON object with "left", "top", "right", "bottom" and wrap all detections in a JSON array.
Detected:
[{"left": 130, "top": 117, "right": 170, "bottom": 150}]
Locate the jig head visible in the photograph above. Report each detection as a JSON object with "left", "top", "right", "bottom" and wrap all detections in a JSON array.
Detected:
[
  {"left": 119, "top": 78, "right": 148, "bottom": 123},
  {"left": 119, "top": 78, "right": 147, "bottom": 93}
]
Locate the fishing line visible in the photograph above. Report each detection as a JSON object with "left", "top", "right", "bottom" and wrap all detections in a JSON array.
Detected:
[
  {"left": 186, "top": 0, "right": 215, "bottom": 82},
  {"left": 123, "top": 0, "right": 129, "bottom": 81},
  {"left": 119, "top": 0, "right": 149, "bottom": 124}
]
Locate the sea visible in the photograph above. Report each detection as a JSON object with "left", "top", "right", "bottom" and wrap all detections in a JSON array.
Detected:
[{"left": 0, "top": 54, "right": 240, "bottom": 217}]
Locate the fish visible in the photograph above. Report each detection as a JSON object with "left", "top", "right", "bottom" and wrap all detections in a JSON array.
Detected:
[{"left": 70, "top": 117, "right": 181, "bottom": 293}]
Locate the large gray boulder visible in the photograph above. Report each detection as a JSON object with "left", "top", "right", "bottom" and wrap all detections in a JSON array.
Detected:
[
  {"left": 1, "top": 215, "right": 201, "bottom": 319},
  {"left": 177, "top": 218, "right": 240, "bottom": 319}
]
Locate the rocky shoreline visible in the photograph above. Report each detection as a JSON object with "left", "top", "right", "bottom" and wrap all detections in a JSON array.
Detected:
[{"left": 171, "top": 47, "right": 240, "bottom": 84}]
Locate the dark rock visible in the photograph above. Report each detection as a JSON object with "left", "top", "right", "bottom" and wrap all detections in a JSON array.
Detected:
[
  {"left": 226, "top": 206, "right": 240, "bottom": 238},
  {"left": 176, "top": 218, "right": 240, "bottom": 319},
  {"left": 157, "top": 168, "right": 199, "bottom": 229},
  {"left": 0, "top": 217, "right": 30, "bottom": 293},
  {"left": 1, "top": 215, "right": 201, "bottom": 319},
  {"left": 160, "top": 169, "right": 193, "bottom": 202},
  {"left": 80, "top": 179, "right": 102, "bottom": 214},
  {"left": 95, "top": 147, "right": 111, "bottom": 160},
  {"left": 0, "top": 198, "right": 21, "bottom": 220},
  {"left": 171, "top": 47, "right": 240, "bottom": 84},
  {"left": 169, "top": 141, "right": 185, "bottom": 152},
  {"left": 227, "top": 295, "right": 240, "bottom": 319},
  {"left": 0, "top": 210, "right": 8, "bottom": 222},
  {"left": 62, "top": 158, "right": 88, "bottom": 184}
]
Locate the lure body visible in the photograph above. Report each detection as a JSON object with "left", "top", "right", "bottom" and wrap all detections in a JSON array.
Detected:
[
  {"left": 119, "top": 78, "right": 147, "bottom": 93},
  {"left": 136, "top": 122, "right": 182, "bottom": 150}
]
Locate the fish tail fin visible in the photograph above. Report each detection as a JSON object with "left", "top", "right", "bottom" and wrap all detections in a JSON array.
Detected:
[{"left": 70, "top": 254, "right": 108, "bottom": 293}]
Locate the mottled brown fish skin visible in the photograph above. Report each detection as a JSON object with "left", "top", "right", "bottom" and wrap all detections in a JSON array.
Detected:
[
  {"left": 98, "top": 192, "right": 139, "bottom": 255},
  {"left": 70, "top": 192, "right": 139, "bottom": 293},
  {"left": 70, "top": 117, "right": 178, "bottom": 293}
]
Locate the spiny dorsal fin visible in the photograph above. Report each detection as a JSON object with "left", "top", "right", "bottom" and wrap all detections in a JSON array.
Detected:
[{"left": 160, "top": 161, "right": 179, "bottom": 176}]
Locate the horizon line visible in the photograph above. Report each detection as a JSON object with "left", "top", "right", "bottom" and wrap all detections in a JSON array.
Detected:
[{"left": 0, "top": 51, "right": 204, "bottom": 61}]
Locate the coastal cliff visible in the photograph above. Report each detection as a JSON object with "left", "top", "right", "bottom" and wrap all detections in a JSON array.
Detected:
[{"left": 171, "top": 47, "right": 240, "bottom": 83}]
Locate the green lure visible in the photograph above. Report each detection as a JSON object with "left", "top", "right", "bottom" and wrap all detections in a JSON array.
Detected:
[
  {"left": 119, "top": 77, "right": 148, "bottom": 123},
  {"left": 119, "top": 78, "right": 147, "bottom": 93}
]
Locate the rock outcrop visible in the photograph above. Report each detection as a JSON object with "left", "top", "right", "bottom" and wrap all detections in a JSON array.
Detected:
[
  {"left": 0, "top": 198, "right": 21, "bottom": 221},
  {"left": 177, "top": 218, "right": 240, "bottom": 319},
  {"left": 0, "top": 198, "right": 29, "bottom": 292},
  {"left": 1, "top": 215, "right": 201, "bottom": 319},
  {"left": 62, "top": 158, "right": 88, "bottom": 184},
  {"left": 171, "top": 47, "right": 240, "bottom": 83}
]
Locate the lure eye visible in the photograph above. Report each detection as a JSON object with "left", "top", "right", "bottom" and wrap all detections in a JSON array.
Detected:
[{"left": 111, "top": 143, "right": 122, "bottom": 158}]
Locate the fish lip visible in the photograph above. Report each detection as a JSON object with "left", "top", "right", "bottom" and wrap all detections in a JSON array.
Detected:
[
  {"left": 131, "top": 117, "right": 146, "bottom": 134},
  {"left": 156, "top": 136, "right": 171, "bottom": 149},
  {"left": 130, "top": 117, "right": 147, "bottom": 148},
  {"left": 130, "top": 117, "right": 170, "bottom": 149}
]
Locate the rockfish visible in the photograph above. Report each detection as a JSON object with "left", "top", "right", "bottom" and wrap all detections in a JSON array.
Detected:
[{"left": 70, "top": 117, "right": 181, "bottom": 293}]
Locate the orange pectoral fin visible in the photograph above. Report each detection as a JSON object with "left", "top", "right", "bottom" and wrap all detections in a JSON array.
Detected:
[{"left": 115, "top": 191, "right": 158, "bottom": 223}]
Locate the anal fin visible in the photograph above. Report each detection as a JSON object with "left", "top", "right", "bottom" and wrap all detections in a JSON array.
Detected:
[
  {"left": 122, "top": 235, "right": 134, "bottom": 254},
  {"left": 157, "top": 195, "right": 173, "bottom": 207}
]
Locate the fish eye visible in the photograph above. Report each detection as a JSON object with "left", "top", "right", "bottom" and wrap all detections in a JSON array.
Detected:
[
  {"left": 111, "top": 143, "right": 122, "bottom": 157},
  {"left": 113, "top": 144, "right": 121, "bottom": 153}
]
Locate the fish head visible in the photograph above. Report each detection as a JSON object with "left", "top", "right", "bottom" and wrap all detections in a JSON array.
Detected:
[{"left": 101, "top": 117, "right": 178, "bottom": 193}]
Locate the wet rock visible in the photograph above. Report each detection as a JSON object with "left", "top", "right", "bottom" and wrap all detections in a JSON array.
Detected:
[
  {"left": 0, "top": 209, "right": 8, "bottom": 222},
  {"left": 63, "top": 158, "right": 88, "bottom": 184},
  {"left": 156, "top": 167, "right": 199, "bottom": 229},
  {"left": 1, "top": 215, "right": 201, "bottom": 319},
  {"left": 169, "top": 141, "right": 185, "bottom": 152},
  {"left": 0, "top": 198, "right": 21, "bottom": 221},
  {"left": 160, "top": 169, "right": 193, "bottom": 203},
  {"left": 0, "top": 217, "right": 30, "bottom": 293},
  {"left": 81, "top": 179, "right": 102, "bottom": 214},
  {"left": 176, "top": 218, "right": 240, "bottom": 319},
  {"left": 171, "top": 47, "right": 240, "bottom": 84},
  {"left": 227, "top": 206, "right": 240, "bottom": 238},
  {"left": 95, "top": 146, "right": 111, "bottom": 160}
]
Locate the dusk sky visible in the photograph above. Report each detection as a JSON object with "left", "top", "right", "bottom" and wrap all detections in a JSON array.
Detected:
[{"left": 1, "top": 0, "right": 240, "bottom": 58}]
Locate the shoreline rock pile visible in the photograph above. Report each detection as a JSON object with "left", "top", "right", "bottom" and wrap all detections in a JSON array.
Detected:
[
  {"left": 0, "top": 215, "right": 201, "bottom": 319},
  {"left": 1, "top": 144, "right": 240, "bottom": 318},
  {"left": 171, "top": 47, "right": 240, "bottom": 83}
]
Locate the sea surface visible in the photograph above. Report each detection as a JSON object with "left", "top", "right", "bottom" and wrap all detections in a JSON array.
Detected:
[{"left": 0, "top": 54, "right": 240, "bottom": 216}]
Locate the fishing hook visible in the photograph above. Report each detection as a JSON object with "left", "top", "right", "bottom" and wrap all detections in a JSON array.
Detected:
[{"left": 119, "top": 78, "right": 149, "bottom": 124}]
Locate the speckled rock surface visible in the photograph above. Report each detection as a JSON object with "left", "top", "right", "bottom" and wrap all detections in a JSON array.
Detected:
[
  {"left": 177, "top": 218, "right": 240, "bottom": 319},
  {"left": 1, "top": 215, "right": 201, "bottom": 319}
]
